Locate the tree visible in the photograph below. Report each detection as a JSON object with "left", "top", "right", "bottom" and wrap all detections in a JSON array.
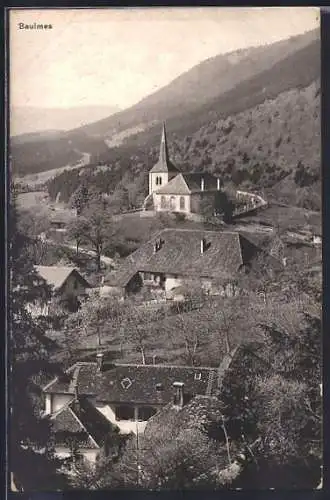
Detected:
[
  {"left": 120, "top": 302, "right": 152, "bottom": 365},
  {"left": 9, "top": 200, "right": 68, "bottom": 490},
  {"left": 67, "top": 216, "right": 88, "bottom": 257},
  {"left": 220, "top": 314, "right": 322, "bottom": 488},
  {"left": 71, "top": 197, "right": 115, "bottom": 271},
  {"left": 72, "top": 184, "right": 90, "bottom": 216},
  {"left": 63, "top": 291, "right": 123, "bottom": 349}
]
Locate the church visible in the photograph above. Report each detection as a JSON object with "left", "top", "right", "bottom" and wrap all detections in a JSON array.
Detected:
[{"left": 144, "top": 123, "right": 223, "bottom": 215}]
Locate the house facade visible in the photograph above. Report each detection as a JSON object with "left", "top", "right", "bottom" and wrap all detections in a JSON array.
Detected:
[
  {"left": 43, "top": 354, "right": 219, "bottom": 442},
  {"left": 27, "top": 266, "right": 91, "bottom": 316},
  {"left": 103, "top": 228, "right": 260, "bottom": 298},
  {"left": 144, "top": 124, "right": 223, "bottom": 214}
]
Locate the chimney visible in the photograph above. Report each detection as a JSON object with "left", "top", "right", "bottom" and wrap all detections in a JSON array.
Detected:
[
  {"left": 217, "top": 177, "right": 221, "bottom": 191},
  {"left": 153, "top": 238, "right": 164, "bottom": 253},
  {"left": 96, "top": 352, "right": 104, "bottom": 373},
  {"left": 73, "top": 381, "right": 78, "bottom": 401},
  {"left": 173, "top": 381, "right": 184, "bottom": 407},
  {"left": 201, "top": 177, "right": 205, "bottom": 191},
  {"left": 201, "top": 238, "right": 206, "bottom": 254}
]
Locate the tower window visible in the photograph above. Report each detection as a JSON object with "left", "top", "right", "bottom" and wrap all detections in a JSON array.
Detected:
[
  {"left": 159, "top": 177, "right": 162, "bottom": 185},
  {"left": 161, "top": 196, "right": 166, "bottom": 209}
]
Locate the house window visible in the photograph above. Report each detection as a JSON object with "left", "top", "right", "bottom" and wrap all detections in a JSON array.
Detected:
[
  {"left": 179, "top": 196, "right": 185, "bottom": 210},
  {"left": 144, "top": 272, "right": 152, "bottom": 280},
  {"left": 194, "top": 372, "right": 202, "bottom": 381},
  {"left": 161, "top": 196, "right": 166, "bottom": 209},
  {"left": 137, "top": 406, "right": 157, "bottom": 422},
  {"left": 115, "top": 405, "right": 135, "bottom": 421}
]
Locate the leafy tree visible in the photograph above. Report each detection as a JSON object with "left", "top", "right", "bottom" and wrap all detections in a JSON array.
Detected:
[
  {"left": 220, "top": 314, "right": 322, "bottom": 488},
  {"left": 63, "top": 291, "right": 123, "bottom": 349},
  {"left": 70, "top": 197, "right": 115, "bottom": 271},
  {"left": 119, "top": 301, "right": 154, "bottom": 365},
  {"left": 10, "top": 200, "right": 68, "bottom": 491},
  {"left": 72, "top": 184, "right": 90, "bottom": 215}
]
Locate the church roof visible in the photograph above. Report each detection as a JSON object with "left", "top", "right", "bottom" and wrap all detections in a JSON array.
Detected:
[
  {"left": 155, "top": 173, "right": 218, "bottom": 195},
  {"left": 149, "top": 123, "right": 180, "bottom": 174},
  {"left": 155, "top": 174, "right": 191, "bottom": 194}
]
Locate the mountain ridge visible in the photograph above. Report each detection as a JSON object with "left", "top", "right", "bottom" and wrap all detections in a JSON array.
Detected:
[{"left": 74, "top": 28, "right": 319, "bottom": 139}]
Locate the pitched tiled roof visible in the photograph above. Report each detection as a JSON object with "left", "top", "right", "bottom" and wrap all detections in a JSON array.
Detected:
[
  {"left": 105, "top": 229, "right": 258, "bottom": 287},
  {"left": 51, "top": 395, "right": 118, "bottom": 448},
  {"left": 44, "top": 362, "right": 218, "bottom": 405},
  {"left": 155, "top": 173, "right": 218, "bottom": 195},
  {"left": 35, "top": 266, "right": 90, "bottom": 291}
]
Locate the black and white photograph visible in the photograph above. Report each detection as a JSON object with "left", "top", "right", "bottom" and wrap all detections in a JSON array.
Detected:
[{"left": 8, "top": 7, "right": 322, "bottom": 491}]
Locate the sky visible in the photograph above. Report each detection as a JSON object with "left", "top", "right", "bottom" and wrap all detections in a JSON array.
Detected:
[{"left": 10, "top": 7, "right": 320, "bottom": 110}]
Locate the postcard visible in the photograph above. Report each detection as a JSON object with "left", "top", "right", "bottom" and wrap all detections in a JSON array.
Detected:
[{"left": 8, "top": 7, "right": 322, "bottom": 492}]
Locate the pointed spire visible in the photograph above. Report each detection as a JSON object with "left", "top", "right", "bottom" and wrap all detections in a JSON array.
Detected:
[{"left": 159, "top": 122, "right": 169, "bottom": 164}]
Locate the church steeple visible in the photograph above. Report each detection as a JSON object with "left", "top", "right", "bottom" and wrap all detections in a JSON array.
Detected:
[
  {"left": 159, "top": 122, "right": 169, "bottom": 165},
  {"left": 149, "top": 123, "right": 180, "bottom": 175}
]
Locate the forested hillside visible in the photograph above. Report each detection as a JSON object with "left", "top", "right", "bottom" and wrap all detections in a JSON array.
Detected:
[
  {"left": 11, "top": 29, "right": 319, "bottom": 179},
  {"left": 77, "top": 29, "right": 318, "bottom": 138},
  {"left": 48, "top": 79, "right": 320, "bottom": 211},
  {"left": 11, "top": 132, "right": 109, "bottom": 176}
]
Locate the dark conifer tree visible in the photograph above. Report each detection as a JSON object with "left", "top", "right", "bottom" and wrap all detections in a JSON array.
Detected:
[{"left": 9, "top": 198, "right": 67, "bottom": 491}]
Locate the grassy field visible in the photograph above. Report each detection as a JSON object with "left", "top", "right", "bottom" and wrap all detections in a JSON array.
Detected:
[
  {"left": 238, "top": 203, "right": 321, "bottom": 233},
  {"left": 16, "top": 191, "right": 76, "bottom": 222}
]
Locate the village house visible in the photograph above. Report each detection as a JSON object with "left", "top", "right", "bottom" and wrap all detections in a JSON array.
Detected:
[
  {"left": 143, "top": 123, "right": 223, "bottom": 215},
  {"left": 101, "top": 228, "right": 261, "bottom": 299},
  {"left": 27, "top": 265, "right": 91, "bottom": 316},
  {"left": 43, "top": 353, "right": 220, "bottom": 449},
  {"left": 48, "top": 395, "right": 122, "bottom": 467}
]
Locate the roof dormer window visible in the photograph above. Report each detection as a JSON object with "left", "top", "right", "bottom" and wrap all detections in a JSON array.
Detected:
[{"left": 121, "top": 377, "right": 132, "bottom": 390}]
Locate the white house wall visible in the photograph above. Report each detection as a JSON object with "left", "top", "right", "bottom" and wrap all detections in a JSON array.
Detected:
[
  {"left": 55, "top": 446, "right": 98, "bottom": 464},
  {"left": 95, "top": 403, "right": 148, "bottom": 435},
  {"left": 51, "top": 394, "right": 74, "bottom": 413},
  {"left": 165, "top": 276, "right": 183, "bottom": 292}
]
